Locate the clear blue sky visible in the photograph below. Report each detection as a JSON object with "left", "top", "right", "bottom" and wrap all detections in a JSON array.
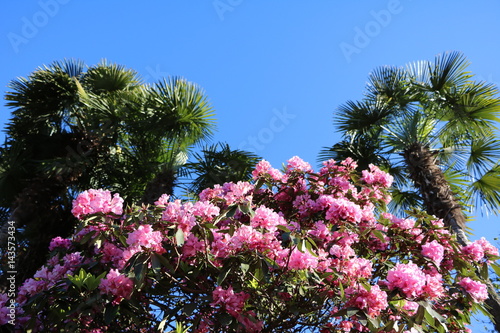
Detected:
[{"left": 2, "top": 1, "right": 500, "bottom": 330}]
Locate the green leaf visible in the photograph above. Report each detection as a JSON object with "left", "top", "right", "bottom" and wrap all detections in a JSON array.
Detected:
[
  {"left": 175, "top": 228, "right": 185, "bottom": 246},
  {"left": 480, "top": 262, "right": 489, "bottom": 280},
  {"left": 217, "top": 265, "right": 232, "bottom": 285},
  {"left": 240, "top": 262, "right": 250, "bottom": 275},
  {"left": 371, "top": 229, "right": 387, "bottom": 243}
]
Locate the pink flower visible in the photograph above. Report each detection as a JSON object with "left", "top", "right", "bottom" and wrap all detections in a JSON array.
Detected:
[
  {"left": 343, "top": 257, "right": 373, "bottom": 280},
  {"left": 421, "top": 240, "right": 445, "bottom": 266},
  {"left": 459, "top": 277, "right": 488, "bottom": 302},
  {"left": 211, "top": 286, "right": 249, "bottom": 316},
  {"left": 345, "top": 284, "right": 388, "bottom": 317},
  {"left": 360, "top": 164, "right": 393, "bottom": 188},
  {"left": 71, "top": 189, "right": 123, "bottom": 219},
  {"left": 100, "top": 242, "right": 125, "bottom": 267},
  {"left": 250, "top": 206, "right": 286, "bottom": 232},
  {"left": 183, "top": 234, "right": 206, "bottom": 258},
  {"left": 154, "top": 193, "right": 170, "bottom": 206},
  {"left": 286, "top": 156, "right": 313, "bottom": 173},
  {"left": 403, "top": 301, "right": 419, "bottom": 315},
  {"left": 463, "top": 238, "right": 499, "bottom": 262},
  {"left": 324, "top": 197, "right": 363, "bottom": 223},
  {"left": 193, "top": 201, "right": 220, "bottom": 221},
  {"left": 252, "top": 159, "right": 283, "bottom": 181},
  {"left": 127, "top": 225, "right": 165, "bottom": 253},
  {"left": 423, "top": 273, "right": 445, "bottom": 299},
  {"left": 287, "top": 248, "right": 319, "bottom": 270},
  {"left": 384, "top": 213, "right": 415, "bottom": 230},
  {"left": 387, "top": 262, "right": 427, "bottom": 298},
  {"left": 99, "top": 269, "right": 134, "bottom": 304},
  {"left": 48, "top": 236, "right": 72, "bottom": 251},
  {"left": 462, "top": 241, "right": 485, "bottom": 262}
]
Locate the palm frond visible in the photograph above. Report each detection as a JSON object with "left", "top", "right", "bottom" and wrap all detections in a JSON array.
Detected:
[
  {"left": 82, "top": 60, "right": 142, "bottom": 94},
  {"left": 334, "top": 100, "right": 394, "bottom": 136},
  {"left": 49, "top": 59, "right": 86, "bottom": 78},
  {"left": 467, "top": 165, "right": 500, "bottom": 215},
  {"left": 388, "top": 188, "right": 422, "bottom": 215},
  {"left": 365, "top": 66, "right": 410, "bottom": 105},
  {"left": 428, "top": 51, "right": 472, "bottom": 91},
  {"left": 150, "top": 77, "right": 216, "bottom": 145},
  {"left": 466, "top": 137, "right": 500, "bottom": 175},
  {"left": 382, "top": 111, "right": 437, "bottom": 152}
]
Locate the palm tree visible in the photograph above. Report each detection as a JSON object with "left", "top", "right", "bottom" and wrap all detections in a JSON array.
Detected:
[
  {"left": 319, "top": 51, "right": 500, "bottom": 331},
  {"left": 0, "top": 59, "right": 216, "bottom": 284},
  {"left": 182, "top": 142, "right": 260, "bottom": 197}
]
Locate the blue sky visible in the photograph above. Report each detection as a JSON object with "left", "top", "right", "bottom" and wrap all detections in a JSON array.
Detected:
[{"left": 2, "top": 1, "right": 500, "bottom": 330}]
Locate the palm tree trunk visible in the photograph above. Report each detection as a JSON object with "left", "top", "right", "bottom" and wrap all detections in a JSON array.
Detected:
[
  {"left": 141, "top": 169, "right": 177, "bottom": 205},
  {"left": 403, "top": 142, "right": 500, "bottom": 332}
]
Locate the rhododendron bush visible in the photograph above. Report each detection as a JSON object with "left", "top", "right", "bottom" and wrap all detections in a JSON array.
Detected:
[{"left": 3, "top": 157, "right": 499, "bottom": 332}]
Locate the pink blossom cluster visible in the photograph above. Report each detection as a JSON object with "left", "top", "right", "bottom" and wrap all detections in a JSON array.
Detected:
[
  {"left": 361, "top": 164, "right": 394, "bottom": 188},
  {"left": 211, "top": 286, "right": 250, "bottom": 316},
  {"left": 48, "top": 236, "right": 73, "bottom": 251},
  {"left": 252, "top": 159, "right": 283, "bottom": 181},
  {"left": 386, "top": 262, "right": 444, "bottom": 299},
  {"left": 99, "top": 269, "right": 134, "bottom": 304},
  {"left": 9, "top": 156, "right": 498, "bottom": 332},
  {"left": 462, "top": 237, "right": 499, "bottom": 263},
  {"left": 421, "top": 240, "right": 445, "bottom": 266},
  {"left": 345, "top": 284, "right": 388, "bottom": 317},
  {"left": 71, "top": 189, "right": 123, "bottom": 219},
  {"left": 126, "top": 224, "right": 165, "bottom": 253},
  {"left": 458, "top": 277, "right": 488, "bottom": 302}
]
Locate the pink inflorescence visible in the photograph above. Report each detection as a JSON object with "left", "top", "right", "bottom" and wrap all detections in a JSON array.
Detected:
[{"left": 71, "top": 189, "right": 123, "bottom": 219}]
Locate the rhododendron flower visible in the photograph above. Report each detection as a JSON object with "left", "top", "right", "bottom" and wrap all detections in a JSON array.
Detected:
[
  {"left": 48, "top": 236, "right": 72, "bottom": 251},
  {"left": 423, "top": 273, "right": 445, "bottom": 299},
  {"left": 385, "top": 214, "right": 415, "bottom": 230},
  {"left": 387, "top": 262, "right": 427, "bottom": 298},
  {"left": 421, "top": 240, "right": 445, "bottom": 266},
  {"left": 459, "top": 277, "right": 488, "bottom": 302},
  {"left": 71, "top": 189, "right": 123, "bottom": 219},
  {"left": 403, "top": 301, "right": 419, "bottom": 315},
  {"left": 127, "top": 224, "right": 165, "bottom": 253},
  {"left": 211, "top": 286, "right": 249, "bottom": 316},
  {"left": 99, "top": 269, "right": 134, "bottom": 304},
  {"left": 100, "top": 242, "right": 125, "bottom": 268},
  {"left": 250, "top": 206, "right": 286, "bottom": 232},
  {"left": 183, "top": 234, "right": 206, "bottom": 258},
  {"left": 192, "top": 200, "right": 220, "bottom": 221},
  {"left": 325, "top": 197, "right": 363, "bottom": 223},
  {"left": 154, "top": 193, "right": 170, "bottom": 206},
  {"left": 287, "top": 248, "right": 319, "bottom": 270},
  {"left": 252, "top": 159, "right": 283, "bottom": 181},
  {"left": 360, "top": 164, "right": 394, "bottom": 188},
  {"left": 286, "top": 156, "right": 313, "bottom": 173},
  {"left": 345, "top": 284, "right": 388, "bottom": 317},
  {"left": 462, "top": 237, "right": 499, "bottom": 262}
]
